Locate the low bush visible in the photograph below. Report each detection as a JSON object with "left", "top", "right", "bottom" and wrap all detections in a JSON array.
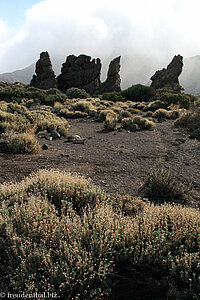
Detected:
[
  {"left": 139, "top": 168, "right": 193, "bottom": 204},
  {"left": 103, "top": 111, "right": 118, "bottom": 131},
  {"left": 121, "top": 84, "right": 155, "bottom": 102},
  {"left": 66, "top": 87, "right": 90, "bottom": 99},
  {"left": 101, "top": 92, "right": 125, "bottom": 102},
  {"left": 122, "top": 116, "right": 156, "bottom": 131},
  {"left": 152, "top": 108, "right": 179, "bottom": 119},
  {"left": 99, "top": 109, "right": 116, "bottom": 121},
  {"left": 0, "top": 84, "right": 66, "bottom": 106},
  {"left": 5, "top": 132, "right": 41, "bottom": 154},
  {"left": 0, "top": 103, "right": 69, "bottom": 137},
  {"left": 174, "top": 108, "right": 200, "bottom": 138},
  {"left": 143, "top": 100, "right": 168, "bottom": 112},
  {"left": 0, "top": 170, "right": 200, "bottom": 299},
  {"left": 159, "top": 92, "right": 197, "bottom": 109}
]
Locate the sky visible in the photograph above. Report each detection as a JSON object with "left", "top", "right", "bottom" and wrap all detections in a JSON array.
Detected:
[{"left": 1, "top": 0, "right": 200, "bottom": 87}]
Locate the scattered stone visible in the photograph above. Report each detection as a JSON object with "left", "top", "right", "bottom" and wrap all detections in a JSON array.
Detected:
[
  {"left": 37, "top": 130, "right": 50, "bottom": 139},
  {"left": 42, "top": 144, "right": 48, "bottom": 150},
  {"left": 117, "top": 127, "right": 123, "bottom": 132},
  {"left": 150, "top": 54, "right": 183, "bottom": 91},
  {"left": 57, "top": 54, "right": 101, "bottom": 94},
  {"left": 67, "top": 135, "right": 85, "bottom": 143},
  {"left": 127, "top": 130, "right": 131, "bottom": 133},
  {"left": 51, "top": 130, "right": 61, "bottom": 139},
  {"left": 176, "top": 138, "right": 186, "bottom": 144},
  {"left": 60, "top": 153, "right": 70, "bottom": 157},
  {"left": 30, "top": 51, "right": 57, "bottom": 89},
  {"left": 73, "top": 139, "right": 85, "bottom": 144}
]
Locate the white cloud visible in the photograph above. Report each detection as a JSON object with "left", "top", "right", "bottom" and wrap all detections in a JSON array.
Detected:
[{"left": 1, "top": 0, "right": 200, "bottom": 87}]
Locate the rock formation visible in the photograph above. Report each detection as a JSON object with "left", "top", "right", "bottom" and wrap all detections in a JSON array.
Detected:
[
  {"left": 98, "top": 56, "right": 121, "bottom": 94},
  {"left": 150, "top": 55, "right": 183, "bottom": 90},
  {"left": 30, "top": 51, "right": 57, "bottom": 90},
  {"left": 57, "top": 54, "right": 101, "bottom": 95}
]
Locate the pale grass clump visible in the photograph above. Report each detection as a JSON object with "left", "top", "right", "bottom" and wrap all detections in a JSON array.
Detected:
[
  {"left": 174, "top": 108, "right": 200, "bottom": 138},
  {"left": 122, "top": 116, "right": 156, "bottom": 131},
  {"left": 152, "top": 108, "right": 179, "bottom": 119},
  {"left": 0, "top": 170, "right": 200, "bottom": 299},
  {"left": 103, "top": 111, "right": 118, "bottom": 131},
  {"left": 0, "top": 103, "right": 69, "bottom": 137}
]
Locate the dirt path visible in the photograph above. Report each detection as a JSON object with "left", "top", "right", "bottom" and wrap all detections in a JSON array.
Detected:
[{"left": 0, "top": 118, "right": 200, "bottom": 203}]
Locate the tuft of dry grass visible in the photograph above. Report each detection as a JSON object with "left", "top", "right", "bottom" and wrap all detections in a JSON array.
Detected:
[{"left": 139, "top": 168, "right": 193, "bottom": 204}]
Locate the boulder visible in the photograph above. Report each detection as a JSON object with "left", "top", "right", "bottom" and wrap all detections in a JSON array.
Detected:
[
  {"left": 150, "top": 55, "right": 183, "bottom": 90},
  {"left": 98, "top": 56, "right": 121, "bottom": 94},
  {"left": 57, "top": 54, "right": 101, "bottom": 95},
  {"left": 30, "top": 51, "right": 57, "bottom": 90}
]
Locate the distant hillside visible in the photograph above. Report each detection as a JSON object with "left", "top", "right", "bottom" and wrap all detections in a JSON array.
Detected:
[
  {"left": 0, "top": 64, "right": 35, "bottom": 84},
  {"left": 180, "top": 55, "right": 200, "bottom": 96}
]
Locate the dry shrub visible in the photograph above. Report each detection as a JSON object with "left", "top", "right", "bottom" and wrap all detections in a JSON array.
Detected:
[
  {"left": 139, "top": 168, "right": 193, "bottom": 204},
  {"left": 174, "top": 108, "right": 200, "bottom": 138},
  {"left": 122, "top": 116, "right": 156, "bottom": 131},
  {"left": 152, "top": 108, "right": 179, "bottom": 119},
  {"left": 0, "top": 170, "right": 200, "bottom": 299},
  {"left": 103, "top": 111, "right": 118, "bottom": 131},
  {"left": 6, "top": 132, "right": 41, "bottom": 154}
]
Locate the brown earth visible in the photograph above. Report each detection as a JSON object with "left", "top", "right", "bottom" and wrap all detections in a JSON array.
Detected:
[{"left": 0, "top": 118, "right": 200, "bottom": 206}]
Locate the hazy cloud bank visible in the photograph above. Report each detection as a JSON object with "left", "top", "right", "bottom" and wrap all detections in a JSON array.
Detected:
[{"left": 1, "top": 0, "right": 200, "bottom": 88}]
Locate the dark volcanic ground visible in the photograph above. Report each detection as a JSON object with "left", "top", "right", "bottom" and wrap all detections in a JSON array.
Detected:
[{"left": 0, "top": 118, "right": 200, "bottom": 205}]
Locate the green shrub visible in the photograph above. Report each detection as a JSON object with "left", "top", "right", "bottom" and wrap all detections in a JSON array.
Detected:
[
  {"left": 59, "top": 109, "right": 88, "bottom": 119},
  {"left": 0, "top": 85, "right": 66, "bottom": 106},
  {"left": 6, "top": 132, "right": 41, "bottom": 154},
  {"left": 160, "top": 93, "right": 196, "bottom": 109},
  {"left": 143, "top": 100, "right": 168, "bottom": 112},
  {"left": 121, "top": 84, "right": 155, "bottom": 102},
  {"left": 66, "top": 87, "right": 90, "bottom": 99},
  {"left": 101, "top": 92, "right": 125, "bottom": 102},
  {"left": 139, "top": 168, "right": 193, "bottom": 204}
]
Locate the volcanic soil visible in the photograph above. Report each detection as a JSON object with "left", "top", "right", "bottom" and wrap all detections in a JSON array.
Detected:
[{"left": 0, "top": 118, "right": 200, "bottom": 205}]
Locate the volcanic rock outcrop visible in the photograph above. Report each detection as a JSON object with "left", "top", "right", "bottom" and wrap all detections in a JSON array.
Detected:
[
  {"left": 98, "top": 56, "right": 121, "bottom": 94},
  {"left": 57, "top": 54, "right": 101, "bottom": 95},
  {"left": 150, "top": 54, "right": 183, "bottom": 90},
  {"left": 30, "top": 51, "right": 57, "bottom": 90}
]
